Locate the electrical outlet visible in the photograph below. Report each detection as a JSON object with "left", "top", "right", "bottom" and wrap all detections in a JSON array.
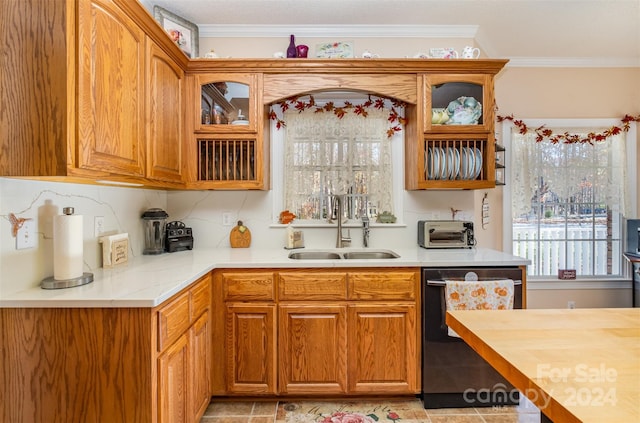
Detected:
[
  {"left": 16, "top": 220, "right": 37, "bottom": 249},
  {"left": 567, "top": 300, "right": 576, "bottom": 309},
  {"left": 222, "top": 212, "right": 234, "bottom": 226},
  {"left": 94, "top": 216, "right": 105, "bottom": 237}
]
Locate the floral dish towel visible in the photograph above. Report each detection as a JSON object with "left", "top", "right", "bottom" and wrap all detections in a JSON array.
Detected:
[{"left": 445, "top": 279, "right": 514, "bottom": 337}]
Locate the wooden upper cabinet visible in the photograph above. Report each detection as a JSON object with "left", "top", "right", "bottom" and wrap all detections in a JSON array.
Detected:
[
  {"left": 184, "top": 72, "right": 269, "bottom": 190},
  {"left": 405, "top": 72, "right": 501, "bottom": 190},
  {"left": 146, "top": 40, "right": 184, "bottom": 183},
  {"left": 77, "top": 0, "right": 146, "bottom": 176},
  {"left": 0, "top": 0, "right": 188, "bottom": 187}
]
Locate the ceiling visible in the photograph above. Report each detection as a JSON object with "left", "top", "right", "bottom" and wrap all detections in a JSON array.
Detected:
[{"left": 143, "top": 0, "right": 640, "bottom": 67}]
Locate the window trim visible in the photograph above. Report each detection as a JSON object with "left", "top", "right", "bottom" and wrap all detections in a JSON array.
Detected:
[{"left": 501, "top": 118, "right": 637, "bottom": 280}]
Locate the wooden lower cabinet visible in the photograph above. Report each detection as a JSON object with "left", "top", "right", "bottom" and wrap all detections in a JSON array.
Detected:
[
  {"left": 158, "top": 332, "right": 190, "bottom": 423},
  {"left": 157, "top": 311, "right": 210, "bottom": 423},
  {"left": 214, "top": 268, "right": 420, "bottom": 397},
  {"left": 225, "top": 304, "right": 277, "bottom": 394},
  {"left": 190, "top": 312, "right": 212, "bottom": 421},
  {"left": 279, "top": 304, "right": 348, "bottom": 394},
  {"left": 348, "top": 304, "right": 417, "bottom": 393},
  {"left": 0, "top": 273, "right": 211, "bottom": 423},
  {"left": 157, "top": 276, "right": 212, "bottom": 423}
]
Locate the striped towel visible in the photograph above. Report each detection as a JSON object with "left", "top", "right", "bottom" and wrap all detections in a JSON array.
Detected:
[{"left": 445, "top": 279, "right": 514, "bottom": 337}]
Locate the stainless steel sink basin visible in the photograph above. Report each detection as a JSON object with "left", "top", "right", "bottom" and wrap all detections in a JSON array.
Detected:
[
  {"left": 288, "top": 249, "right": 399, "bottom": 260},
  {"left": 288, "top": 251, "right": 342, "bottom": 260},
  {"left": 342, "top": 251, "right": 399, "bottom": 259}
]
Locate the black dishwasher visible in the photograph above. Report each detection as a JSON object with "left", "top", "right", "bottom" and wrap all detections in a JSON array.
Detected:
[{"left": 421, "top": 266, "right": 523, "bottom": 409}]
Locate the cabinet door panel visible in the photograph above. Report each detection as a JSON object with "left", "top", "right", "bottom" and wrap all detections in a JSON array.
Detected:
[
  {"left": 279, "top": 304, "right": 348, "bottom": 394},
  {"left": 191, "top": 312, "right": 211, "bottom": 422},
  {"left": 223, "top": 272, "right": 275, "bottom": 301},
  {"left": 77, "top": 0, "right": 145, "bottom": 176},
  {"left": 147, "top": 41, "right": 183, "bottom": 182},
  {"left": 348, "top": 304, "right": 417, "bottom": 394},
  {"left": 158, "top": 333, "right": 189, "bottom": 423},
  {"left": 157, "top": 291, "right": 190, "bottom": 351},
  {"left": 348, "top": 271, "right": 418, "bottom": 300},
  {"left": 226, "top": 304, "right": 277, "bottom": 394},
  {"left": 279, "top": 272, "right": 348, "bottom": 300}
]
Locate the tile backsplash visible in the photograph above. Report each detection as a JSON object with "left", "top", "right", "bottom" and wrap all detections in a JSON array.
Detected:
[
  {"left": 0, "top": 178, "right": 166, "bottom": 296},
  {"left": 1, "top": 178, "right": 476, "bottom": 295}
]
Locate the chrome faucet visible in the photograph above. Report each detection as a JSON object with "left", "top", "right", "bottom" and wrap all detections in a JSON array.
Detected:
[
  {"left": 333, "top": 195, "right": 351, "bottom": 248},
  {"left": 362, "top": 216, "right": 370, "bottom": 247}
]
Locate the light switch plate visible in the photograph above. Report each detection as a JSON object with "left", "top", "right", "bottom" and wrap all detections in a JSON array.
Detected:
[
  {"left": 16, "top": 220, "right": 37, "bottom": 249},
  {"left": 222, "top": 212, "right": 234, "bottom": 226},
  {"left": 94, "top": 216, "right": 105, "bottom": 237}
]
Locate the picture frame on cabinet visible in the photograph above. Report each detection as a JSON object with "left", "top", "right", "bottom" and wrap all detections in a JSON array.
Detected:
[{"left": 153, "top": 6, "right": 199, "bottom": 58}]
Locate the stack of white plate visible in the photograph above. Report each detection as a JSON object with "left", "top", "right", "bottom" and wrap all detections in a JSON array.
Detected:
[
  {"left": 459, "top": 147, "right": 482, "bottom": 180},
  {"left": 426, "top": 146, "right": 482, "bottom": 180}
]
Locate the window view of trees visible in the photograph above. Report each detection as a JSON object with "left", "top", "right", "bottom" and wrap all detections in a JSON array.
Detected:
[{"left": 510, "top": 130, "right": 627, "bottom": 277}]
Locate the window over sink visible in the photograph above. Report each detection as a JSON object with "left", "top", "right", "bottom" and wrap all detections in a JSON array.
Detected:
[{"left": 271, "top": 93, "right": 404, "bottom": 225}]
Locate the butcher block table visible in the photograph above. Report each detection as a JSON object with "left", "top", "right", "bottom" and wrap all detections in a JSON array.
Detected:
[{"left": 446, "top": 308, "right": 640, "bottom": 423}]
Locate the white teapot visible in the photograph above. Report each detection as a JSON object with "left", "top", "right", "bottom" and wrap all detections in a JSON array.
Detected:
[
  {"left": 461, "top": 46, "right": 480, "bottom": 59},
  {"left": 362, "top": 50, "right": 380, "bottom": 59}
]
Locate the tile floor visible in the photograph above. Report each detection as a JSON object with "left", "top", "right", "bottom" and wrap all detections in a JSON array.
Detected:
[{"left": 200, "top": 396, "right": 541, "bottom": 423}]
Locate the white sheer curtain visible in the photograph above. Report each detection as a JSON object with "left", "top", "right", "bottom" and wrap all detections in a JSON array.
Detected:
[
  {"left": 510, "top": 130, "right": 630, "bottom": 218},
  {"left": 283, "top": 107, "right": 394, "bottom": 221}
]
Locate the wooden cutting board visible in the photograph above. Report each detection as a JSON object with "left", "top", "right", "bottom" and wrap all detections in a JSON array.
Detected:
[{"left": 229, "top": 221, "right": 251, "bottom": 248}]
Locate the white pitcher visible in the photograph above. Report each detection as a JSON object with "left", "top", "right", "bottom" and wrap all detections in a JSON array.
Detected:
[{"left": 462, "top": 46, "right": 480, "bottom": 59}]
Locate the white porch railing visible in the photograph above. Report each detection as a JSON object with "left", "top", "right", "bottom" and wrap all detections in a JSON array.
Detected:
[{"left": 513, "top": 224, "right": 622, "bottom": 276}]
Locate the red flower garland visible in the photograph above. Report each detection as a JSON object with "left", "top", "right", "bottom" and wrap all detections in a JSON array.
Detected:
[
  {"left": 497, "top": 114, "right": 640, "bottom": 144},
  {"left": 269, "top": 94, "right": 408, "bottom": 138}
]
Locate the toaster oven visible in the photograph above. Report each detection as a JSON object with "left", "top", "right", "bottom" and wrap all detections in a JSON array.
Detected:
[{"left": 418, "top": 220, "right": 475, "bottom": 249}]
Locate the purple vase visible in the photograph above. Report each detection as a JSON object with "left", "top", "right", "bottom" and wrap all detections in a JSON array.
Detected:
[
  {"left": 296, "top": 44, "right": 309, "bottom": 58},
  {"left": 286, "top": 34, "right": 297, "bottom": 58}
]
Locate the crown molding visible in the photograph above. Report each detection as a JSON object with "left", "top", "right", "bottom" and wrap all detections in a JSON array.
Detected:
[
  {"left": 505, "top": 57, "right": 640, "bottom": 68},
  {"left": 199, "top": 24, "right": 479, "bottom": 38}
]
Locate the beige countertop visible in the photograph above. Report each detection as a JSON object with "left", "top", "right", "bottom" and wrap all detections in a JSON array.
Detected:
[
  {"left": 446, "top": 308, "right": 640, "bottom": 423},
  {"left": 0, "top": 247, "right": 529, "bottom": 308}
]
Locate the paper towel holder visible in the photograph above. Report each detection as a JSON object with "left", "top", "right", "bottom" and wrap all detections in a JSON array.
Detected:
[
  {"left": 41, "top": 272, "right": 94, "bottom": 289},
  {"left": 41, "top": 207, "right": 94, "bottom": 290}
]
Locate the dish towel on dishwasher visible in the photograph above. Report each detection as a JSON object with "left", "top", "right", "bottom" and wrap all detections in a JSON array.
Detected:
[{"left": 445, "top": 279, "right": 515, "bottom": 337}]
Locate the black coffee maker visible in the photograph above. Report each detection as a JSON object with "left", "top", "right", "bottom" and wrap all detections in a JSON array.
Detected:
[{"left": 141, "top": 208, "right": 169, "bottom": 255}]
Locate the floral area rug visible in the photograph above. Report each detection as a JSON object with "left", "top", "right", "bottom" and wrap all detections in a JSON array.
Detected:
[{"left": 276, "top": 399, "right": 429, "bottom": 423}]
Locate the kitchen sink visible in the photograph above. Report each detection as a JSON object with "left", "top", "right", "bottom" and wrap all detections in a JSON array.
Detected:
[
  {"left": 342, "top": 251, "right": 399, "bottom": 259},
  {"left": 288, "top": 251, "right": 343, "bottom": 260},
  {"left": 288, "top": 249, "right": 399, "bottom": 260}
]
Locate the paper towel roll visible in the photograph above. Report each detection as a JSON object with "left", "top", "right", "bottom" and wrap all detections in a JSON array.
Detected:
[{"left": 53, "top": 210, "right": 84, "bottom": 280}]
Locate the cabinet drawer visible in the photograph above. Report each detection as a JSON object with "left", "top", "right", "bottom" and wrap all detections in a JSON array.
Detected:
[
  {"left": 223, "top": 272, "right": 275, "bottom": 301},
  {"left": 158, "top": 291, "right": 191, "bottom": 351},
  {"left": 348, "top": 271, "right": 418, "bottom": 300},
  {"left": 279, "top": 272, "right": 347, "bottom": 300},
  {"left": 191, "top": 274, "right": 211, "bottom": 320}
]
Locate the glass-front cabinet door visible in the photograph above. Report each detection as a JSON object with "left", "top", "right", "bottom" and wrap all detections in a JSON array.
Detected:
[
  {"left": 187, "top": 73, "right": 268, "bottom": 189},
  {"left": 196, "top": 73, "right": 259, "bottom": 132},
  {"left": 423, "top": 74, "right": 494, "bottom": 133}
]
